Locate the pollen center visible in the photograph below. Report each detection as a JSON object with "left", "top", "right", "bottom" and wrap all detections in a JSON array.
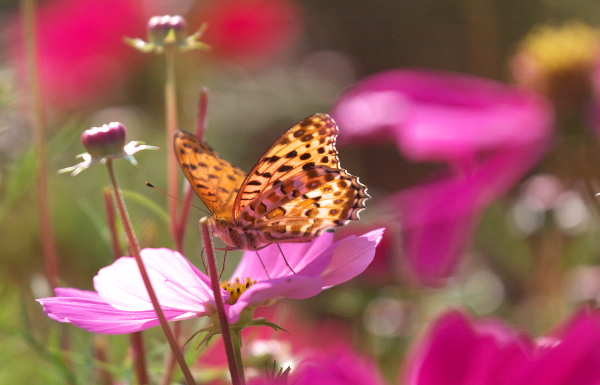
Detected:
[{"left": 221, "top": 277, "right": 257, "bottom": 304}]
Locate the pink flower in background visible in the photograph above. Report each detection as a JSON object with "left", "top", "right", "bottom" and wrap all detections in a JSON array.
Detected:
[
  {"left": 198, "top": 0, "right": 303, "bottom": 64},
  {"left": 404, "top": 308, "right": 600, "bottom": 385},
  {"left": 291, "top": 346, "right": 388, "bottom": 385},
  {"left": 8, "top": 0, "right": 146, "bottom": 110},
  {"left": 248, "top": 345, "right": 387, "bottom": 385},
  {"left": 331, "top": 69, "right": 554, "bottom": 286},
  {"left": 37, "top": 230, "right": 383, "bottom": 334}
]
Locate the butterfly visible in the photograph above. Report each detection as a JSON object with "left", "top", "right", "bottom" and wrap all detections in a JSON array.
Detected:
[{"left": 174, "top": 113, "right": 369, "bottom": 251}]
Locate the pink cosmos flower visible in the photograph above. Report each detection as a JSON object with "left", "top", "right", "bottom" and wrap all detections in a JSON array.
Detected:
[
  {"left": 197, "top": 0, "right": 303, "bottom": 64},
  {"left": 37, "top": 229, "right": 383, "bottom": 334},
  {"left": 331, "top": 69, "right": 554, "bottom": 286},
  {"left": 8, "top": 0, "right": 146, "bottom": 110},
  {"left": 404, "top": 308, "right": 600, "bottom": 385},
  {"left": 247, "top": 345, "right": 387, "bottom": 385},
  {"left": 290, "top": 346, "right": 388, "bottom": 385}
]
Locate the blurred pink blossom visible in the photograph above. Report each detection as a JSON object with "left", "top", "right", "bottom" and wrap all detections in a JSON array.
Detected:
[
  {"left": 8, "top": 0, "right": 146, "bottom": 110},
  {"left": 248, "top": 345, "right": 387, "bottom": 385},
  {"left": 37, "top": 229, "right": 383, "bottom": 334},
  {"left": 198, "top": 0, "right": 303, "bottom": 64},
  {"left": 404, "top": 308, "right": 600, "bottom": 385},
  {"left": 331, "top": 69, "right": 554, "bottom": 286}
]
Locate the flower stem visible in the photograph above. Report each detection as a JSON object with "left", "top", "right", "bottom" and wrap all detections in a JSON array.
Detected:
[
  {"left": 103, "top": 187, "right": 149, "bottom": 385},
  {"left": 176, "top": 88, "right": 211, "bottom": 245},
  {"left": 105, "top": 159, "right": 197, "bottom": 385},
  {"left": 200, "top": 218, "right": 245, "bottom": 385},
  {"left": 21, "top": 0, "right": 60, "bottom": 289},
  {"left": 164, "top": 45, "right": 181, "bottom": 247}
]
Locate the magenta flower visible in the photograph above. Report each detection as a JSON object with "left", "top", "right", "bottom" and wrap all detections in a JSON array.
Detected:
[
  {"left": 331, "top": 69, "right": 554, "bottom": 286},
  {"left": 404, "top": 308, "right": 600, "bottom": 385},
  {"left": 8, "top": 0, "right": 145, "bottom": 110},
  {"left": 248, "top": 345, "right": 387, "bottom": 385},
  {"left": 197, "top": 0, "right": 303, "bottom": 64},
  {"left": 291, "top": 346, "right": 388, "bottom": 385},
  {"left": 37, "top": 229, "right": 383, "bottom": 334}
]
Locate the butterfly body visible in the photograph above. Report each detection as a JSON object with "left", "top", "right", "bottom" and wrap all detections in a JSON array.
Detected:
[{"left": 174, "top": 113, "right": 368, "bottom": 251}]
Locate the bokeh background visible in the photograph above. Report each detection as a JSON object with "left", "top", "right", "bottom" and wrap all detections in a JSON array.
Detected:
[{"left": 2, "top": 0, "right": 600, "bottom": 383}]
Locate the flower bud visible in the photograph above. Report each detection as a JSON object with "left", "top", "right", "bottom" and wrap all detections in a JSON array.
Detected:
[
  {"left": 148, "top": 15, "right": 188, "bottom": 47},
  {"left": 81, "top": 122, "right": 126, "bottom": 160}
]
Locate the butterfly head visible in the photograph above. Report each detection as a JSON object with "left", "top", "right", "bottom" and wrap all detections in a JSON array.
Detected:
[
  {"left": 215, "top": 217, "right": 229, "bottom": 232},
  {"left": 208, "top": 216, "right": 240, "bottom": 250}
]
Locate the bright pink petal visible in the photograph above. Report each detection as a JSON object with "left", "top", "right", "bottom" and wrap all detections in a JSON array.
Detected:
[
  {"left": 233, "top": 232, "right": 335, "bottom": 280},
  {"left": 199, "top": 0, "right": 303, "bottom": 62},
  {"left": 332, "top": 69, "right": 554, "bottom": 285},
  {"left": 405, "top": 308, "right": 600, "bottom": 385},
  {"left": 396, "top": 141, "right": 547, "bottom": 285},
  {"left": 37, "top": 289, "right": 194, "bottom": 335},
  {"left": 332, "top": 69, "right": 553, "bottom": 162},
  {"left": 321, "top": 229, "right": 385, "bottom": 288},
  {"left": 8, "top": 0, "right": 145, "bottom": 110},
  {"left": 94, "top": 248, "right": 216, "bottom": 313},
  {"left": 515, "top": 308, "right": 600, "bottom": 385},
  {"left": 292, "top": 346, "right": 387, "bottom": 385},
  {"left": 227, "top": 275, "right": 323, "bottom": 324}
]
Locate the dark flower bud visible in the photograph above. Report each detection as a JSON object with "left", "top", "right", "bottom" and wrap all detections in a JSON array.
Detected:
[
  {"left": 60, "top": 122, "right": 158, "bottom": 176},
  {"left": 81, "top": 122, "right": 127, "bottom": 160},
  {"left": 148, "top": 15, "right": 188, "bottom": 47}
]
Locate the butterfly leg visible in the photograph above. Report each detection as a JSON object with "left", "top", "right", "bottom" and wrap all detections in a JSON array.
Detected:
[
  {"left": 276, "top": 242, "right": 296, "bottom": 274},
  {"left": 219, "top": 249, "right": 229, "bottom": 279},
  {"left": 200, "top": 246, "right": 208, "bottom": 272},
  {"left": 255, "top": 250, "right": 272, "bottom": 279}
]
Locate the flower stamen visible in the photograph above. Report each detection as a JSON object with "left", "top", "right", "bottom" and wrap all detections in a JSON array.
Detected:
[{"left": 221, "top": 277, "right": 257, "bottom": 304}]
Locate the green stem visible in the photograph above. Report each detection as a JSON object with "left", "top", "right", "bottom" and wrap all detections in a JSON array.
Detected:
[
  {"left": 105, "top": 159, "right": 197, "bottom": 385},
  {"left": 232, "top": 331, "right": 245, "bottom": 379},
  {"left": 21, "top": 0, "right": 60, "bottom": 289},
  {"left": 200, "top": 218, "right": 245, "bottom": 385}
]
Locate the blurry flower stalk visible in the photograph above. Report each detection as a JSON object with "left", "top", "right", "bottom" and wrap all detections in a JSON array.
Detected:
[{"left": 127, "top": 15, "right": 209, "bottom": 249}]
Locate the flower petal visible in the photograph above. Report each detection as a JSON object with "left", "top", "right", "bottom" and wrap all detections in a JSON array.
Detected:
[
  {"left": 405, "top": 308, "right": 600, "bottom": 385},
  {"left": 233, "top": 232, "right": 335, "bottom": 280},
  {"left": 321, "top": 229, "right": 385, "bottom": 289},
  {"left": 37, "top": 289, "right": 196, "bottom": 334},
  {"left": 227, "top": 275, "right": 323, "bottom": 324},
  {"left": 94, "top": 248, "right": 216, "bottom": 312}
]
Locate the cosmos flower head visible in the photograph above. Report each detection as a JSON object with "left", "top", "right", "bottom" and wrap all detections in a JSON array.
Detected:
[
  {"left": 332, "top": 69, "right": 553, "bottom": 286},
  {"left": 37, "top": 229, "right": 384, "bottom": 334}
]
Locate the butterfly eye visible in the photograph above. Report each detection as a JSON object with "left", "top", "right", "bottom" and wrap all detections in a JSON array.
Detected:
[{"left": 216, "top": 218, "right": 229, "bottom": 231}]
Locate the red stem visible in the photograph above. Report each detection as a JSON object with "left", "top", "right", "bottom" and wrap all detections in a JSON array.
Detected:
[
  {"left": 200, "top": 219, "right": 245, "bottom": 385},
  {"left": 106, "top": 159, "right": 197, "bottom": 385},
  {"left": 21, "top": 0, "right": 60, "bottom": 289},
  {"left": 103, "top": 188, "right": 150, "bottom": 385}
]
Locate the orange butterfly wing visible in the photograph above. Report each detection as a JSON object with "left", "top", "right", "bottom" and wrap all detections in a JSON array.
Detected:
[
  {"left": 173, "top": 131, "right": 246, "bottom": 222},
  {"left": 233, "top": 114, "right": 369, "bottom": 242}
]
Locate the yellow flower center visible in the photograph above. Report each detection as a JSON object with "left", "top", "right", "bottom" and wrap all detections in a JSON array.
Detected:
[
  {"left": 518, "top": 21, "right": 600, "bottom": 75},
  {"left": 221, "top": 277, "right": 258, "bottom": 304}
]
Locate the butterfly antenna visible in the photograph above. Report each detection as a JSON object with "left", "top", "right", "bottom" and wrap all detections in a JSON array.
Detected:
[
  {"left": 276, "top": 243, "right": 296, "bottom": 274},
  {"left": 145, "top": 182, "right": 212, "bottom": 216},
  {"left": 255, "top": 250, "right": 272, "bottom": 279}
]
